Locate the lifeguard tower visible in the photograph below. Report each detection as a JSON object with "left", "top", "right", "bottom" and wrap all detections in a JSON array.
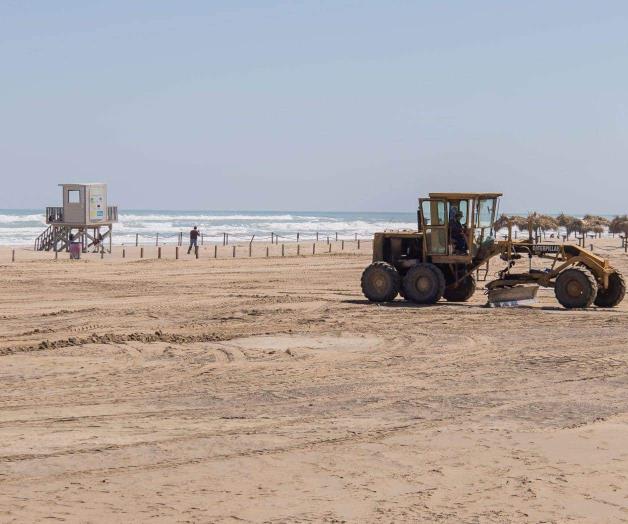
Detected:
[{"left": 35, "top": 183, "right": 118, "bottom": 253}]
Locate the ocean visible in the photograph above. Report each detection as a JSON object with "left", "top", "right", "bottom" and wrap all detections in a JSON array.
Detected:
[{"left": 0, "top": 209, "right": 418, "bottom": 246}]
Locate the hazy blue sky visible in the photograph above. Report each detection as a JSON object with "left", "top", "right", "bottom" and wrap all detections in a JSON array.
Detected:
[{"left": 1, "top": 1, "right": 627, "bottom": 213}]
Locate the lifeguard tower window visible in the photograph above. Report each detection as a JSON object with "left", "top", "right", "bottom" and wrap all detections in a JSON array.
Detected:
[{"left": 68, "top": 190, "right": 81, "bottom": 204}]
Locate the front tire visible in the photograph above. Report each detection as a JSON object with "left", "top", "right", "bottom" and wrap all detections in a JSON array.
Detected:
[
  {"left": 555, "top": 267, "right": 598, "bottom": 309},
  {"left": 402, "top": 263, "right": 446, "bottom": 304},
  {"left": 594, "top": 271, "right": 626, "bottom": 308},
  {"left": 444, "top": 274, "right": 476, "bottom": 302},
  {"left": 361, "top": 262, "right": 400, "bottom": 302}
]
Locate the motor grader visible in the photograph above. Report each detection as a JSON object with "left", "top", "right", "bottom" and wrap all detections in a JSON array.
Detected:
[{"left": 361, "top": 193, "right": 625, "bottom": 308}]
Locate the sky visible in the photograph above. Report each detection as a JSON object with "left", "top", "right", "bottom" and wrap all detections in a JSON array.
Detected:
[{"left": 1, "top": 1, "right": 627, "bottom": 214}]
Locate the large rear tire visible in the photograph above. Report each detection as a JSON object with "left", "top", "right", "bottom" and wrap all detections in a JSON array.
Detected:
[
  {"left": 361, "top": 262, "right": 400, "bottom": 302},
  {"left": 444, "top": 274, "right": 476, "bottom": 302},
  {"left": 402, "top": 263, "right": 446, "bottom": 304},
  {"left": 594, "top": 270, "right": 626, "bottom": 308},
  {"left": 555, "top": 267, "right": 598, "bottom": 309}
]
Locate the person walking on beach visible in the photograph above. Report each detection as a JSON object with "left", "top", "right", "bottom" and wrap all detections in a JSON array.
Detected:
[{"left": 188, "top": 226, "right": 200, "bottom": 254}]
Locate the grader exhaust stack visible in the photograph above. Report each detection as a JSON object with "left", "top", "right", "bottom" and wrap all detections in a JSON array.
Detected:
[{"left": 361, "top": 192, "right": 625, "bottom": 309}]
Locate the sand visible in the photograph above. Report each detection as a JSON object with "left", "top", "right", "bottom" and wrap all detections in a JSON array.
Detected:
[{"left": 0, "top": 239, "right": 627, "bottom": 523}]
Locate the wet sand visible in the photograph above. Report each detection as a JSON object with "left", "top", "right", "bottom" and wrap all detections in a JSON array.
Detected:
[{"left": 1, "top": 239, "right": 627, "bottom": 522}]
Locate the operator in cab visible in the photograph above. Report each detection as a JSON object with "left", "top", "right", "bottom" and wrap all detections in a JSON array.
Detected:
[{"left": 450, "top": 210, "right": 468, "bottom": 254}]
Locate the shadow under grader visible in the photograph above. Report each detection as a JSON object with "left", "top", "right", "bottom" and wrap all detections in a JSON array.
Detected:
[
  {"left": 343, "top": 299, "right": 610, "bottom": 313},
  {"left": 343, "top": 299, "right": 480, "bottom": 309}
]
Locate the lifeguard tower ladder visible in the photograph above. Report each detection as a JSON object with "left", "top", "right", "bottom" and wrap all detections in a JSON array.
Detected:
[{"left": 35, "top": 183, "right": 118, "bottom": 253}]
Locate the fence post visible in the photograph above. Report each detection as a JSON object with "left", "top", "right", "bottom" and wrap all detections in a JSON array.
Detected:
[
  {"left": 328, "top": 243, "right": 331, "bottom": 253},
  {"left": 266, "top": 246, "right": 269, "bottom": 257},
  {"left": 282, "top": 244, "right": 285, "bottom": 257},
  {"left": 297, "top": 244, "right": 300, "bottom": 256},
  {"left": 313, "top": 243, "right": 316, "bottom": 255},
  {"left": 335, "top": 232, "right": 338, "bottom": 241},
  {"left": 271, "top": 232, "right": 274, "bottom": 244},
  {"left": 232, "top": 245, "right": 236, "bottom": 258},
  {"left": 12, "top": 249, "right": 15, "bottom": 263},
  {"left": 158, "top": 247, "right": 162, "bottom": 259},
  {"left": 358, "top": 239, "right": 361, "bottom": 250},
  {"left": 297, "top": 233, "right": 300, "bottom": 242},
  {"left": 140, "top": 247, "right": 144, "bottom": 258},
  {"left": 341, "top": 240, "right": 345, "bottom": 250},
  {"left": 136, "top": 233, "right": 139, "bottom": 247},
  {"left": 215, "top": 245, "right": 218, "bottom": 258},
  {"left": 249, "top": 243, "right": 252, "bottom": 257},
  {"left": 122, "top": 248, "right": 126, "bottom": 259},
  {"left": 195, "top": 246, "right": 199, "bottom": 259},
  {"left": 175, "top": 246, "right": 179, "bottom": 260}
]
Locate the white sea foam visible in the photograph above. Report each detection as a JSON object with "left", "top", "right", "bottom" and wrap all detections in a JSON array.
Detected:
[
  {"left": 1, "top": 209, "right": 419, "bottom": 246},
  {"left": 0, "top": 213, "right": 45, "bottom": 224}
]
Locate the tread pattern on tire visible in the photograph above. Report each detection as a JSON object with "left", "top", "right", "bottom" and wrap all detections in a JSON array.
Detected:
[
  {"left": 443, "top": 274, "right": 476, "bottom": 302},
  {"left": 594, "top": 270, "right": 626, "bottom": 308},
  {"left": 402, "top": 263, "right": 446, "bottom": 304},
  {"left": 361, "top": 262, "right": 401, "bottom": 302},
  {"left": 555, "top": 266, "right": 598, "bottom": 309}
]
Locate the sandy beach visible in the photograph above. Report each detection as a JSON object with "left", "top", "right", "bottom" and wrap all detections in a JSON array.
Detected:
[{"left": 1, "top": 239, "right": 627, "bottom": 523}]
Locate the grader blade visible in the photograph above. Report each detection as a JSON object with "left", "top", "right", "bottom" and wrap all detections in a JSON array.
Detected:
[{"left": 487, "top": 285, "right": 539, "bottom": 307}]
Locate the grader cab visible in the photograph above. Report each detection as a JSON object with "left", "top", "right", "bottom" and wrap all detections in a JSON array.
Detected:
[{"left": 361, "top": 193, "right": 625, "bottom": 308}]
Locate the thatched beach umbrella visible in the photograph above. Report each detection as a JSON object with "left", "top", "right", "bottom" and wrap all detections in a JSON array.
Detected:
[
  {"left": 583, "top": 214, "right": 610, "bottom": 238},
  {"left": 610, "top": 215, "right": 628, "bottom": 237},
  {"left": 525, "top": 212, "right": 558, "bottom": 240},
  {"left": 493, "top": 214, "right": 527, "bottom": 238},
  {"left": 556, "top": 214, "right": 582, "bottom": 239},
  {"left": 493, "top": 214, "right": 519, "bottom": 231}
]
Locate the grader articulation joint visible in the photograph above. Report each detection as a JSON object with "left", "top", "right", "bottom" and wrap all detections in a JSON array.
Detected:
[{"left": 361, "top": 193, "right": 625, "bottom": 308}]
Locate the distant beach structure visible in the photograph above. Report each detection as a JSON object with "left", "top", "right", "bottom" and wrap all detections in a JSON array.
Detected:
[{"left": 34, "top": 183, "right": 118, "bottom": 253}]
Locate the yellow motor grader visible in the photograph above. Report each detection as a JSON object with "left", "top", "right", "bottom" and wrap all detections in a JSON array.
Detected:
[{"left": 361, "top": 193, "right": 625, "bottom": 308}]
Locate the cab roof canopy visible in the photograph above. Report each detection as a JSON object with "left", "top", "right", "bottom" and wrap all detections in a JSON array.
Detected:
[{"left": 428, "top": 192, "right": 503, "bottom": 200}]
